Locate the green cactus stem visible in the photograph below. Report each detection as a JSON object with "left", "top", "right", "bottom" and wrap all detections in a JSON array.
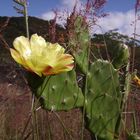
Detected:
[
  {"left": 28, "top": 70, "right": 84, "bottom": 111},
  {"left": 67, "top": 15, "right": 90, "bottom": 74},
  {"left": 112, "top": 43, "right": 129, "bottom": 69},
  {"left": 85, "top": 60, "right": 121, "bottom": 140}
]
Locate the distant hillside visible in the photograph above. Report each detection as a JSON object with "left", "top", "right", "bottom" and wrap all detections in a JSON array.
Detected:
[
  {"left": 0, "top": 16, "right": 140, "bottom": 71},
  {"left": 0, "top": 16, "right": 66, "bottom": 47}
]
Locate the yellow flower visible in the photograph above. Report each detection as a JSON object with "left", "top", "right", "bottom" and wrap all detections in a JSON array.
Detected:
[
  {"left": 10, "top": 34, "right": 74, "bottom": 76},
  {"left": 133, "top": 75, "right": 140, "bottom": 87}
]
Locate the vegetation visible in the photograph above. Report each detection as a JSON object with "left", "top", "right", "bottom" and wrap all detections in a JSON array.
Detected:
[{"left": 0, "top": 0, "right": 140, "bottom": 140}]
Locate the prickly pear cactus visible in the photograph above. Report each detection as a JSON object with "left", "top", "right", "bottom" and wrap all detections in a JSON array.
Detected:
[
  {"left": 85, "top": 60, "right": 121, "bottom": 140},
  {"left": 67, "top": 15, "right": 90, "bottom": 74},
  {"left": 127, "top": 133, "right": 140, "bottom": 140},
  {"left": 112, "top": 43, "right": 129, "bottom": 69},
  {"left": 29, "top": 70, "right": 84, "bottom": 111}
]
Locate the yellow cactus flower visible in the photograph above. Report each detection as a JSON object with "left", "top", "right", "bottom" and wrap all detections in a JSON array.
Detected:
[
  {"left": 10, "top": 34, "right": 74, "bottom": 76},
  {"left": 133, "top": 75, "right": 140, "bottom": 87}
]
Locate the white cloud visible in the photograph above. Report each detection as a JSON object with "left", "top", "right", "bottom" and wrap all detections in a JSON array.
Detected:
[
  {"left": 62, "top": 0, "right": 77, "bottom": 10},
  {"left": 61, "top": 0, "right": 82, "bottom": 11},
  {"left": 41, "top": 10, "right": 69, "bottom": 26},
  {"left": 40, "top": 0, "right": 83, "bottom": 26},
  {"left": 95, "top": 10, "right": 140, "bottom": 39},
  {"left": 41, "top": 11, "right": 55, "bottom": 21}
]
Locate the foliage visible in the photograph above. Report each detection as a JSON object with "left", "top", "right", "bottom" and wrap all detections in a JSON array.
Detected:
[
  {"left": 86, "top": 60, "right": 121, "bottom": 140},
  {"left": 25, "top": 12, "right": 130, "bottom": 140},
  {"left": 37, "top": 70, "right": 84, "bottom": 110},
  {"left": 5, "top": 0, "right": 137, "bottom": 139},
  {"left": 127, "top": 133, "right": 140, "bottom": 140},
  {"left": 66, "top": 14, "right": 90, "bottom": 74}
]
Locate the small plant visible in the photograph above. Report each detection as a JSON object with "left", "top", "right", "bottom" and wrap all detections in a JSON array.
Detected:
[{"left": 13, "top": 0, "right": 29, "bottom": 38}]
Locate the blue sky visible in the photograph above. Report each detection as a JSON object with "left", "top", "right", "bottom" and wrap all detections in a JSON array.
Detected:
[
  {"left": 104, "top": 0, "right": 135, "bottom": 12},
  {"left": 0, "top": 0, "right": 136, "bottom": 17},
  {"left": 0, "top": 0, "right": 139, "bottom": 38}
]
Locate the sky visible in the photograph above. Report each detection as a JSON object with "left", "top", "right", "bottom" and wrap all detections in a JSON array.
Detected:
[{"left": 0, "top": 0, "right": 139, "bottom": 38}]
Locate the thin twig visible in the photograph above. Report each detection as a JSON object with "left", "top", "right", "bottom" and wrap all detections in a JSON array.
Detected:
[{"left": 53, "top": 111, "right": 73, "bottom": 140}]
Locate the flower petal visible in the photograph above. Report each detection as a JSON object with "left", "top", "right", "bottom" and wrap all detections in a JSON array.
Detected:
[
  {"left": 43, "top": 54, "right": 74, "bottom": 75},
  {"left": 10, "top": 48, "right": 23, "bottom": 64},
  {"left": 30, "top": 34, "right": 46, "bottom": 54},
  {"left": 11, "top": 34, "right": 74, "bottom": 76},
  {"left": 13, "top": 36, "right": 30, "bottom": 58},
  {"left": 43, "top": 66, "right": 54, "bottom": 75},
  {"left": 10, "top": 48, "right": 33, "bottom": 71},
  {"left": 133, "top": 75, "right": 140, "bottom": 86},
  {"left": 52, "top": 43, "right": 65, "bottom": 54}
]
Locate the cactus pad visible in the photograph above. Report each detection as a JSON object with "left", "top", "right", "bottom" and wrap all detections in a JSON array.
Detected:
[
  {"left": 31, "top": 70, "right": 84, "bottom": 111},
  {"left": 85, "top": 60, "right": 121, "bottom": 140}
]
